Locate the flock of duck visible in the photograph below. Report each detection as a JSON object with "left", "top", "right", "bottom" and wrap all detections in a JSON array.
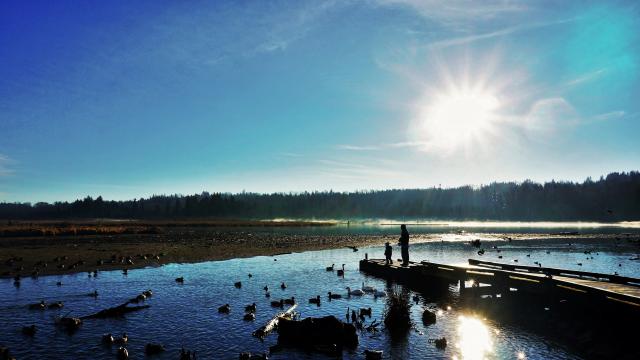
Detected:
[
  {"left": 217, "top": 263, "right": 388, "bottom": 320},
  {"left": 213, "top": 262, "right": 390, "bottom": 359},
  {"left": 7, "top": 252, "right": 167, "bottom": 288}
]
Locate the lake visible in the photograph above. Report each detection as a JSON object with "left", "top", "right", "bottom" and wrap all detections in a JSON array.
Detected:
[{"left": 1, "top": 224, "right": 639, "bottom": 359}]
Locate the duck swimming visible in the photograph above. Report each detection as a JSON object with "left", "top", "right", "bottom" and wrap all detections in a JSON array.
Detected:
[
  {"left": 218, "top": 304, "right": 230, "bottom": 313},
  {"left": 283, "top": 297, "right": 295, "bottom": 305},
  {"left": 28, "top": 301, "right": 46, "bottom": 310},
  {"left": 325, "top": 264, "right": 334, "bottom": 271},
  {"left": 346, "top": 287, "right": 364, "bottom": 296},
  {"left": 245, "top": 303, "right": 257, "bottom": 313}
]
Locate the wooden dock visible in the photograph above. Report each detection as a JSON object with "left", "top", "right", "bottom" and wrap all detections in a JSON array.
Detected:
[{"left": 359, "top": 258, "right": 640, "bottom": 309}]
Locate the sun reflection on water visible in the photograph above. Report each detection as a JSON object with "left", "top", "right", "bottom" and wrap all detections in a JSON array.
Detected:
[{"left": 456, "top": 315, "right": 493, "bottom": 360}]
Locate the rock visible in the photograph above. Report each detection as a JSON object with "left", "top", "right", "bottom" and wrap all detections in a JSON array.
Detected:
[
  {"left": 278, "top": 315, "right": 358, "bottom": 349},
  {"left": 422, "top": 309, "right": 436, "bottom": 325}
]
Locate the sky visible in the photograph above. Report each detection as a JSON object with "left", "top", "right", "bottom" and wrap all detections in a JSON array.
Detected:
[{"left": 1, "top": 0, "right": 639, "bottom": 203}]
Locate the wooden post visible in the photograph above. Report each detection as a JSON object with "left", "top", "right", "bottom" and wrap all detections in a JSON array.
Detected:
[{"left": 365, "top": 253, "right": 368, "bottom": 260}]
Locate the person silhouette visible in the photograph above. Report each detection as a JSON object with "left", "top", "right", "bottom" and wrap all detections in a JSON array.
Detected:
[
  {"left": 384, "top": 242, "right": 393, "bottom": 265},
  {"left": 399, "top": 224, "right": 409, "bottom": 266}
]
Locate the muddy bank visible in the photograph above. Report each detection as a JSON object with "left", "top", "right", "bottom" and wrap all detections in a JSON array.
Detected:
[
  {"left": 0, "top": 228, "right": 388, "bottom": 278},
  {"left": 1, "top": 227, "right": 638, "bottom": 279}
]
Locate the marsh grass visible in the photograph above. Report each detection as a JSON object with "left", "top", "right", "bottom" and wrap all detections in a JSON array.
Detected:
[{"left": 383, "top": 286, "right": 412, "bottom": 336}]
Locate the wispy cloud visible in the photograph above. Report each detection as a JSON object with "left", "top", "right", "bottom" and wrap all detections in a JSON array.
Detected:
[
  {"left": 0, "top": 154, "right": 14, "bottom": 176},
  {"left": 589, "top": 110, "right": 626, "bottom": 122},
  {"left": 336, "top": 144, "right": 381, "bottom": 151},
  {"left": 279, "top": 152, "right": 304, "bottom": 157},
  {"left": 317, "top": 158, "right": 398, "bottom": 179},
  {"left": 375, "top": 0, "right": 526, "bottom": 24},
  {"left": 337, "top": 141, "right": 427, "bottom": 152},
  {"left": 428, "top": 17, "right": 577, "bottom": 49},
  {"left": 565, "top": 68, "right": 608, "bottom": 87}
]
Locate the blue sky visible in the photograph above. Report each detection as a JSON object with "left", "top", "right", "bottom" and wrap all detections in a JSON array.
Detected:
[{"left": 1, "top": 0, "right": 639, "bottom": 202}]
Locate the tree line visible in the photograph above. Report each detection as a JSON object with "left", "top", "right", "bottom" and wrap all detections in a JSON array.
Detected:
[{"left": 1, "top": 171, "right": 639, "bottom": 221}]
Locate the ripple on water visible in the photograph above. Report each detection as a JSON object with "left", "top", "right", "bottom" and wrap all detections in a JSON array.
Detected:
[{"left": 2, "top": 237, "right": 638, "bottom": 359}]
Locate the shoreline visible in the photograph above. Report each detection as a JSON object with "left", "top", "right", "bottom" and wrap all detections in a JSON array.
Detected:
[{"left": 2, "top": 228, "right": 639, "bottom": 279}]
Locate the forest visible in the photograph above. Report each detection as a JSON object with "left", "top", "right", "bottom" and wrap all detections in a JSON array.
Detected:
[{"left": 1, "top": 171, "right": 639, "bottom": 221}]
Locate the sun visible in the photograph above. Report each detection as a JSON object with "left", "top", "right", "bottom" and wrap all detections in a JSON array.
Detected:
[{"left": 415, "top": 88, "right": 501, "bottom": 152}]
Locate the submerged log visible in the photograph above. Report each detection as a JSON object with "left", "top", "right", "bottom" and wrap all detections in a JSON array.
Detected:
[
  {"left": 253, "top": 304, "right": 297, "bottom": 339},
  {"left": 81, "top": 301, "right": 150, "bottom": 319}
]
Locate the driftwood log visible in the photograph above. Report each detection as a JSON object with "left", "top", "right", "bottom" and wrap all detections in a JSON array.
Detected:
[
  {"left": 253, "top": 304, "right": 297, "bottom": 339},
  {"left": 82, "top": 301, "right": 150, "bottom": 319}
]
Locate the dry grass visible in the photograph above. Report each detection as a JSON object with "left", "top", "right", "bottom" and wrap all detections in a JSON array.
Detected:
[
  {"left": 0, "top": 219, "right": 336, "bottom": 238},
  {"left": 383, "top": 286, "right": 413, "bottom": 335}
]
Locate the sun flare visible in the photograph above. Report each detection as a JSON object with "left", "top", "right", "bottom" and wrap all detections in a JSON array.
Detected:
[{"left": 415, "top": 88, "right": 501, "bottom": 152}]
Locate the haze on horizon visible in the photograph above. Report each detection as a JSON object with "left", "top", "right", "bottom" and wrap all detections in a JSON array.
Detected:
[{"left": 1, "top": 0, "right": 639, "bottom": 203}]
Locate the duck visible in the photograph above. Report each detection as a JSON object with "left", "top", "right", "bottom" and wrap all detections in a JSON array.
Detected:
[
  {"left": 336, "top": 264, "right": 345, "bottom": 276},
  {"left": 309, "top": 295, "right": 321, "bottom": 305},
  {"left": 347, "top": 246, "right": 359, "bottom": 252},
  {"left": 114, "top": 333, "right": 128, "bottom": 345},
  {"left": 117, "top": 346, "right": 129, "bottom": 360},
  {"left": 359, "top": 307, "right": 372, "bottom": 317},
  {"left": 234, "top": 281, "right": 242, "bottom": 288},
  {"left": 175, "top": 277, "right": 184, "bottom": 283},
  {"left": 48, "top": 301, "right": 64, "bottom": 309},
  {"left": 56, "top": 281, "right": 62, "bottom": 286},
  {"left": 271, "top": 299, "right": 284, "bottom": 308},
  {"left": 325, "top": 264, "right": 335, "bottom": 271},
  {"left": 283, "top": 297, "right": 295, "bottom": 305},
  {"left": 280, "top": 282, "right": 287, "bottom": 290},
  {"left": 328, "top": 292, "right": 342, "bottom": 299},
  {"left": 346, "top": 286, "right": 364, "bottom": 296},
  {"left": 28, "top": 301, "right": 46, "bottom": 310},
  {"left": 263, "top": 285, "right": 269, "bottom": 291},
  {"left": 364, "top": 350, "right": 383, "bottom": 360},
  {"left": 243, "top": 313, "right": 256, "bottom": 321},
  {"left": 88, "top": 290, "right": 98, "bottom": 298},
  {"left": 245, "top": 303, "right": 257, "bottom": 313},
  {"left": 265, "top": 291, "right": 271, "bottom": 298},
  {"left": 102, "top": 333, "right": 114, "bottom": 344},
  {"left": 218, "top": 304, "right": 230, "bottom": 313},
  {"left": 374, "top": 289, "right": 387, "bottom": 298},
  {"left": 362, "top": 282, "right": 376, "bottom": 293},
  {"left": 143, "top": 289, "right": 153, "bottom": 297}
]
